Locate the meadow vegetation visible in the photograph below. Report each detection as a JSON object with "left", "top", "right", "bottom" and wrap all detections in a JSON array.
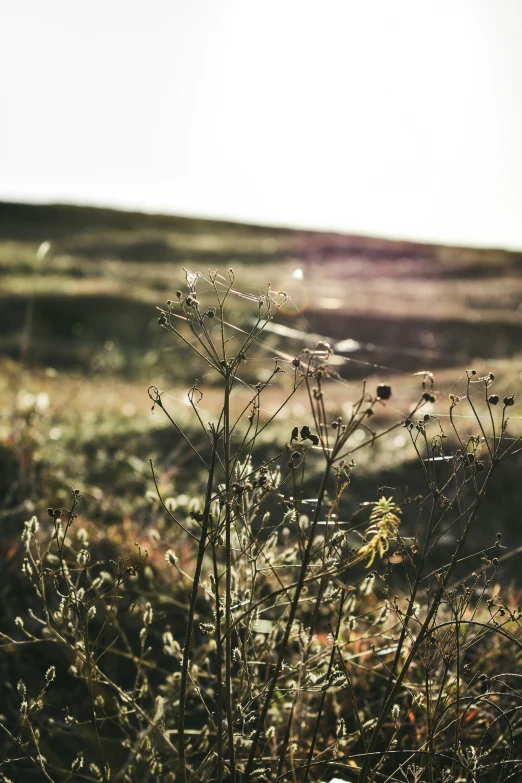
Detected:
[{"left": 1, "top": 203, "right": 522, "bottom": 782}]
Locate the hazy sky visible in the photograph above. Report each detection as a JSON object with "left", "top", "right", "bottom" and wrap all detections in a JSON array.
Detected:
[{"left": 2, "top": 1, "right": 522, "bottom": 248}]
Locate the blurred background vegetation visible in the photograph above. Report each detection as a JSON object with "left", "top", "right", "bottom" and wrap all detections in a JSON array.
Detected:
[{"left": 1, "top": 200, "right": 522, "bottom": 574}]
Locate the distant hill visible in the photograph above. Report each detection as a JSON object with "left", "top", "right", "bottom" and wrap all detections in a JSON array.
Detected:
[
  {"left": 1, "top": 200, "right": 520, "bottom": 272},
  {"left": 1, "top": 199, "right": 521, "bottom": 379}
]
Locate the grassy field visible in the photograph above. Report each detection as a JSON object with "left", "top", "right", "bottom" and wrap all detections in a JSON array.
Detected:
[
  {"left": 1, "top": 201, "right": 522, "bottom": 781},
  {"left": 1, "top": 200, "right": 521, "bottom": 539}
]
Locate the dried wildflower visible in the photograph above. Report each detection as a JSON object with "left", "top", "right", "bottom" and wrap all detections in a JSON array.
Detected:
[
  {"left": 336, "top": 717, "right": 347, "bottom": 739},
  {"left": 22, "top": 559, "right": 33, "bottom": 578},
  {"left": 488, "top": 394, "right": 499, "bottom": 405},
  {"left": 28, "top": 516, "right": 39, "bottom": 534},
  {"left": 45, "top": 666, "right": 56, "bottom": 683},
  {"left": 251, "top": 768, "right": 271, "bottom": 779},
  {"left": 503, "top": 395, "right": 515, "bottom": 406},
  {"left": 377, "top": 383, "right": 392, "bottom": 400},
  {"left": 76, "top": 549, "right": 90, "bottom": 566},
  {"left": 283, "top": 509, "right": 296, "bottom": 525},
  {"left": 21, "top": 528, "right": 31, "bottom": 551},
  {"left": 143, "top": 603, "right": 153, "bottom": 626},
  {"left": 71, "top": 752, "right": 84, "bottom": 771},
  {"left": 165, "top": 549, "right": 178, "bottom": 566},
  {"left": 358, "top": 497, "right": 402, "bottom": 568}
]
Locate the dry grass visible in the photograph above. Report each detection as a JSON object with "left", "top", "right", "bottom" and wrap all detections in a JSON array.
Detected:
[{"left": 2, "top": 267, "right": 522, "bottom": 783}]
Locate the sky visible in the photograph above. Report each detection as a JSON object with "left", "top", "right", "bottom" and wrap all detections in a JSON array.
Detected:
[{"left": 1, "top": 0, "right": 522, "bottom": 249}]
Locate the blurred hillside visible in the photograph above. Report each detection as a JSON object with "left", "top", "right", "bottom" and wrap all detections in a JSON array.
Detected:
[{"left": 1, "top": 200, "right": 522, "bottom": 378}]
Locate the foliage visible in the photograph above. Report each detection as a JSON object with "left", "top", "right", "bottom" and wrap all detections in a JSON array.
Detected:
[{"left": 1, "top": 269, "right": 522, "bottom": 783}]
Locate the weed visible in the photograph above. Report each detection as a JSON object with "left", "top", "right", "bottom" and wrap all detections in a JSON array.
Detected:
[{"left": 2, "top": 270, "right": 522, "bottom": 783}]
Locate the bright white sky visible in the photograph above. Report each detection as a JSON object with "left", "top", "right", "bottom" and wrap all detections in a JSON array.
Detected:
[{"left": 1, "top": 1, "right": 521, "bottom": 248}]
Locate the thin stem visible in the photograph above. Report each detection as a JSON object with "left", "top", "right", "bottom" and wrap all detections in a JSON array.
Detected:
[
  {"left": 178, "top": 433, "right": 218, "bottom": 782},
  {"left": 223, "top": 369, "right": 237, "bottom": 782}
]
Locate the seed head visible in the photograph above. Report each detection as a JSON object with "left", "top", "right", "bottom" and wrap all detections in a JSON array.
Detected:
[
  {"left": 22, "top": 559, "right": 33, "bottom": 578},
  {"left": 503, "top": 395, "right": 515, "bottom": 407},
  {"left": 376, "top": 384, "right": 392, "bottom": 400},
  {"left": 143, "top": 603, "right": 153, "bottom": 627},
  {"left": 76, "top": 549, "right": 90, "bottom": 567},
  {"left": 488, "top": 394, "right": 499, "bottom": 405},
  {"left": 165, "top": 549, "right": 178, "bottom": 567},
  {"left": 28, "top": 516, "right": 39, "bottom": 534}
]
